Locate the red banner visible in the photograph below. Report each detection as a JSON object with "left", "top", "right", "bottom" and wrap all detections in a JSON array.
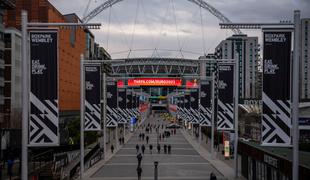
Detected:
[{"left": 128, "top": 78, "right": 182, "bottom": 87}]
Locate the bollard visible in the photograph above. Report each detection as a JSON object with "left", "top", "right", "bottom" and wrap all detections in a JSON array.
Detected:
[{"left": 154, "top": 161, "right": 158, "bottom": 180}]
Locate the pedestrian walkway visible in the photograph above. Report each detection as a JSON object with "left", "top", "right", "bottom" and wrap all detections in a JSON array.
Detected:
[{"left": 84, "top": 115, "right": 226, "bottom": 180}]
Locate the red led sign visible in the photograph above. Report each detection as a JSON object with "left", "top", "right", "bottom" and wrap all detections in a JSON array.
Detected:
[{"left": 128, "top": 78, "right": 182, "bottom": 87}]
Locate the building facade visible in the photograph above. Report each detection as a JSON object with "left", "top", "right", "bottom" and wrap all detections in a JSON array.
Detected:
[
  {"left": 215, "top": 34, "right": 260, "bottom": 99},
  {"left": 5, "top": 0, "right": 87, "bottom": 114},
  {"left": 3, "top": 27, "right": 22, "bottom": 129},
  {"left": 0, "top": 0, "right": 15, "bottom": 127},
  {"left": 300, "top": 18, "right": 310, "bottom": 101}
]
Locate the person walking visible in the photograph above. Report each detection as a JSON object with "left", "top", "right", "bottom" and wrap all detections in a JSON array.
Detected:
[
  {"left": 141, "top": 144, "right": 146, "bottom": 154},
  {"left": 210, "top": 172, "right": 217, "bottom": 180},
  {"left": 119, "top": 137, "right": 122, "bottom": 145},
  {"left": 149, "top": 144, "right": 153, "bottom": 154},
  {"left": 164, "top": 144, "right": 167, "bottom": 154},
  {"left": 111, "top": 144, "right": 114, "bottom": 154},
  {"left": 137, "top": 153, "right": 143, "bottom": 167},
  {"left": 136, "top": 144, "right": 140, "bottom": 153},
  {"left": 157, "top": 144, "right": 161, "bottom": 154},
  {"left": 146, "top": 136, "right": 149, "bottom": 144},
  {"left": 168, "top": 144, "right": 171, "bottom": 154},
  {"left": 137, "top": 166, "right": 142, "bottom": 180}
]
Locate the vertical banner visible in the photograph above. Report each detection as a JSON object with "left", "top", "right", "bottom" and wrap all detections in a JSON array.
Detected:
[
  {"left": 106, "top": 80, "right": 118, "bottom": 127},
  {"left": 84, "top": 65, "right": 101, "bottom": 131},
  {"left": 200, "top": 80, "right": 211, "bottom": 126},
  {"left": 177, "top": 95, "right": 185, "bottom": 121},
  {"left": 184, "top": 92, "right": 191, "bottom": 123},
  {"left": 190, "top": 88, "right": 200, "bottom": 124},
  {"left": 132, "top": 92, "right": 137, "bottom": 116},
  {"left": 117, "top": 88, "right": 128, "bottom": 124},
  {"left": 218, "top": 64, "right": 234, "bottom": 130},
  {"left": 262, "top": 31, "right": 292, "bottom": 146},
  {"left": 126, "top": 89, "right": 134, "bottom": 118},
  {"left": 29, "top": 31, "right": 59, "bottom": 146}
]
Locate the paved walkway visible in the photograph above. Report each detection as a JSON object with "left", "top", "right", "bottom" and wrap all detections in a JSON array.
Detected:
[{"left": 84, "top": 115, "right": 237, "bottom": 180}]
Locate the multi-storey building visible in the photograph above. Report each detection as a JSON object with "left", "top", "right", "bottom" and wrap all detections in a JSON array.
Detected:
[
  {"left": 0, "top": 0, "right": 14, "bottom": 126},
  {"left": 4, "top": 1, "right": 89, "bottom": 144},
  {"left": 215, "top": 34, "right": 260, "bottom": 99},
  {"left": 300, "top": 18, "right": 310, "bottom": 101},
  {"left": 3, "top": 27, "right": 22, "bottom": 129}
]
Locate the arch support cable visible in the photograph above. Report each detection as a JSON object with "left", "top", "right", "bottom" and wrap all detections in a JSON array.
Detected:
[{"left": 82, "top": 0, "right": 242, "bottom": 34}]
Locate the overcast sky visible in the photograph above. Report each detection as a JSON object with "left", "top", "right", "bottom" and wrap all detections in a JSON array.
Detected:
[{"left": 49, "top": 0, "right": 310, "bottom": 59}]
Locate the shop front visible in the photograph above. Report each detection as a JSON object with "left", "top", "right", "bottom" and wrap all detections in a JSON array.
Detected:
[{"left": 239, "top": 141, "right": 310, "bottom": 180}]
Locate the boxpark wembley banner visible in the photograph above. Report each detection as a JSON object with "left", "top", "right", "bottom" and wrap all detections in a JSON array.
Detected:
[
  {"left": 200, "top": 80, "right": 211, "bottom": 126},
  {"left": 84, "top": 65, "right": 101, "bottom": 131},
  {"left": 190, "top": 88, "right": 200, "bottom": 124},
  {"left": 117, "top": 88, "right": 128, "bottom": 124},
  {"left": 217, "top": 64, "right": 234, "bottom": 130},
  {"left": 184, "top": 92, "right": 191, "bottom": 123},
  {"left": 29, "top": 31, "right": 59, "bottom": 146},
  {"left": 262, "top": 30, "right": 292, "bottom": 146},
  {"left": 106, "top": 80, "right": 118, "bottom": 127}
]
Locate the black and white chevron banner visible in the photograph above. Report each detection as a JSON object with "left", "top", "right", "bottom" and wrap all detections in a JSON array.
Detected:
[
  {"left": 29, "top": 31, "right": 59, "bottom": 146},
  {"left": 85, "top": 101, "right": 101, "bottom": 130},
  {"left": 200, "top": 80, "right": 211, "bottom": 126},
  {"left": 217, "top": 100, "right": 234, "bottom": 130},
  {"left": 30, "top": 93, "right": 59, "bottom": 145},
  {"left": 84, "top": 65, "right": 101, "bottom": 131},
  {"left": 107, "top": 81, "right": 118, "bottom": 127},
  {"left": 218, "top": 64, "right": 234, "bottom": 130},
  {"left": 199, "top": 105, "right": 211, "bottom": 126},
  {"left": 262, "top": 93, "right": 291, "bottom": 145},
  {"left": 262, "top": 31, "right": 292, "bottom": 146},
  {"left": 118, "top": 88, "right": 128, "bottom": 124}
]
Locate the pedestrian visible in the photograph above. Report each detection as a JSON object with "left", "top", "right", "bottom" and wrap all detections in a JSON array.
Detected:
[
  {"left": 142, "top": 133, "right": 145, "bottom": 141},
  {"left": 136, "top": 144, "right": 140, "bottom": 153},
  {"left": 168, "top": 144, "right": 171, "bottom": 154},
  {"left": 164, "top": 144, "right": 167, "bottom": 154},
  {"left": 119, "top": 137, "right": 122, "bottom": 145},
  {"left": 149, "top": 144, "right": 153, "bottom": 154},
  {"left": 210, "top": 172, "right": 217, "bottom": 180},
  {"left": 137, "top": 166, "right": 142, "bottom": 180},
  {"left": 137, "top": 153, "right": 143, "bottom": 167},
  {"left": 111, "top": 144, "right": 114, "bottom": 154},
  {"left": 157, "top": 144, "right": 161, "bottom": 154},
  {"left": 162, "top": 133, "right": 165, "bottom": 141},
  {"left": 146, "top": 136, "right": 149, "bottom": 144},
  {"left": 7, "top": 155, "right": 14, "bottom": 179},
  {"left": 141, "top": 144, "right": 146, "bottom": 154},
  {"left": 122, "top": 137, "right": 125, "bottom": 144}
]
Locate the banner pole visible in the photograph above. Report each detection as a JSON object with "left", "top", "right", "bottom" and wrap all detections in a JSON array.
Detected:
[
  {"left": 292, "top": 10, "right": 300, "bottom": 180},
  {"left": 21, "top": 10, "right": 28, "bottom": 180},
  {"left": 80, "top": 55, "right": 85, "bottom": 178},
  {"left": 103, "top": 72, "right": 107, "bottom": 160},
  {"left": 234, "top": 53, "right": 239, "bottom": 178},
  {"left": 211, "top": 72, "right": 215, "bottom": 159}
]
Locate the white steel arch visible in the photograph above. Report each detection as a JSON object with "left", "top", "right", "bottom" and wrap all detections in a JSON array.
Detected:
[{"left": 82, "top": 0, "right": 242, "bottom": 34}]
